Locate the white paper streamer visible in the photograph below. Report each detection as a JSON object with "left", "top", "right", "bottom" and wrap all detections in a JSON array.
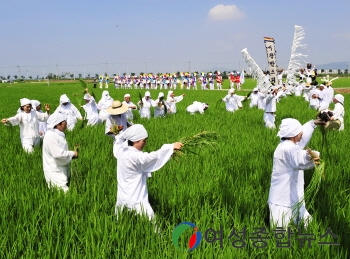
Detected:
[
  {"left": 241, "top": 48, "right": 272, "bottom": 94},
  {"left": 286, "top": 25, "right": 308, "bottom": 85}
]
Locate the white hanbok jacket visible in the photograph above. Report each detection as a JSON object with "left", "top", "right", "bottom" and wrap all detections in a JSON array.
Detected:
[
  {"left": 42, "top": 129, "right": 75, "bottom": 192},
  {"left": 222, "top": 94, "right": 244, "bottom": 112},
  {"left": 82, "top": 97, "right": 100, "bottom": 126},
  {"left": 166, "top": 96, "right": 183, "bottom": 114},
  {"left": 186, "top": 101, "right": 206, "bottom": 114},
  {"left": 268, "top": 121, "right": 316, "bottom": 208},
  {"left": 7, "top": 110, "right": 49, "bottom": 147},
  {"left": 138, "top": 98, "right": 156, "bottom": 119},
  {"left": 113, "top": 134, "right": 174, "bottom": 218},
  {"left": 332, "top": 103, "right": 345, "bottom": 131}
]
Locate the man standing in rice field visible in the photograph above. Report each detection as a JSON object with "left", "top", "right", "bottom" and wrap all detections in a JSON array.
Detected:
[
  {"left": 42, "top": 113, "right": 78, "bottom": 192},
  {"left": 268, "top": 118, "right": 324, "bottom": 228},
  {"left": 113, "top": 124, "right": 183, "bottom": 221}
]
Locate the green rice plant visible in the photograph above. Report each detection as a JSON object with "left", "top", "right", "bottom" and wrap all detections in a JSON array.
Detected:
[{"left": 173, "top": 131, "right": 220, "bottom": 160}]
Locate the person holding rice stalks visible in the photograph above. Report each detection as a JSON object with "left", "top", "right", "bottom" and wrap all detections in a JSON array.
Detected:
[
  {"left": 166, "top": 91, "right": 185, "bottom": 114},
  {"left": 186, "top": 101, "right": 209, "bottom": 115},
  {"left": 138, "top": 91, "right": 156, "bottom": 119},
  {"left": 53, "top": 94, "right": 83, "bottom": 131},
  {"left": 268, "top": 118, "right": 325, "bottom": 228},
  {"left": 97, "top": 90, "right": 114, "bottom": 123},
  {"left": 1, "top": 98, "right": 50, "bottom": 153},
  {"left": 122, "top": 94, "right": 137, "bottom": 122},
  {"left": 105, "top": 100, "right": 130, "bottom": 136},
  {"left": 113, "top": 124, "right": 183, "bottom": 221},
  {"left": 42, "top": 113, "right": 78, "bottom": 192},
  {"left": 81, "top": 89, "right": 100, "bottom": 126}
]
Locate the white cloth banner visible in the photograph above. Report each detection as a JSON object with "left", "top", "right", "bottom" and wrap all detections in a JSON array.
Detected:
[{"left": 264, "top": 37, "right": 278, "bottom": 85}]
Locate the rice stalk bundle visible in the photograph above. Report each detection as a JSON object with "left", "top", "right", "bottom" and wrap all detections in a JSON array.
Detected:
[
  {"left": 292, "top": 148, "right": 325, "bottom": 214},
  {"left": 110, "top": 122, "right": 124, "bottom": 135},
  {"left": 173, "top": 131, "right": 220, "bottom": 160}
]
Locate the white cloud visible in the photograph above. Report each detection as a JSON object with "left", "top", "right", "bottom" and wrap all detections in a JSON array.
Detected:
[{"left": 208, "top": 4, "right": 245, "bottom": 21}]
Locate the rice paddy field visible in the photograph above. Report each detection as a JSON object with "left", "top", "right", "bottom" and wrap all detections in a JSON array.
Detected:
[{"left": 0, "top": 78, "right": 349, "bottom": 258}]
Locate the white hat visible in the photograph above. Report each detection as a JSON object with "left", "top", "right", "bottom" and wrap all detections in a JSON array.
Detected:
[
  {"left": 124, "top": 94, "right": 131, "bottom": 98},
  {"left": 31, "top": 100, "right": 41, "bottom": 110},
  {"left": 228, "top": 89, "right": 235, "bottom": 94},
  {"left": 334, "top": 94, "right": 344, "bottom": 105},
  {"left": 47, "top": 113, "right": 67, "bottom": 129},
  {"left": 158, "top": 92, "right": 164, "bottom": 98},
  {"left": 145, "top": 91, "right": 151, "bottom": 97},
  {"left": 167, "top": 90, "right": 174, "bottom": 97},
  {"left": 20, "top": 98, "right": 31, "bottom": 106},
  {"left": 83, "top": 94, "right": 91, "bottom": 100},
  {"left": 277, "top": 118, "right": 302, "bottom": 138},
  {"left": 59, "top": 94, "right": 70, "bottom": 104},
  {"left": 253, "top": 88, "right": 258, "bottom": 92}
]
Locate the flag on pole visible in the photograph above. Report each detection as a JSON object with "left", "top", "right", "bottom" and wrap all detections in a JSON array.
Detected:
[
  {"left": 264, "top": 37, "right": 278, "bottom": 84},
  {"left": 240, "top": 70, "right": 245, "bottom": 85}
]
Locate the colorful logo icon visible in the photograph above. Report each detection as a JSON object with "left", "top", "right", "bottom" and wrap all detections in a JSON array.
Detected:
[{"left": 172, "top": 222, "right": 202, "bottom": 252}]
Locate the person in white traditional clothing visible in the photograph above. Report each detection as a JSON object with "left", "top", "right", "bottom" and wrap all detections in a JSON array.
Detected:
[
  {"left": 154, "top": 92, "right": 167, "bottom": 118},
  {"left": 42, "top": 113, "right": 78, "bottom": 192},
  {"left": 97, "top": 90, "right": 114, "bottom": 123},
  {"left": 105, "top": 100, "right": 130, "bottom": 136},
  {"left": 221, "top": 89, "right": 246, "bottom": 112},
  {"left": 81, "top": 89, "right": 100, "bottom": 126},
  {"left": 248, "top": 88, "right": 259, "bottom": 108},
  {"left": 1, "top": 98, "right": 50, "bottom": 153},
  {"left": 166, "top": 91, "right": 185, "bottom": 114},
  {"left": 268, "top": 118, "right": 323, "bottom": 228},
  {"left": 330, "top": 94, "right": 345, "bottom": 131},
  {"left": 257, "top": 88, "right": 266, "bottom": 110},
  {"left": 113, "top": 124, "right": 183, "bottom": 221},
  {"left": 263, "top": 87, "right": 286, "bottom": 129},
  {"left": 31, "top": 100, "right": 48, "bottom": 138},
  {"left": 122, "top": 94, "right": 137, "bottom": 122},
  {"left": 314, "top": 84, "right": 329, "bottom": 111},
  {"left": 137, "top": 91, "right": 156, "bottom": 119},
  {"left": 309, "top": 87, "right": 321, "bottom": 110},
  {"left": 186, "top": 101, "right": 209, "bottom": 115},
  {"left": 293, "top": 82, "right": 303, "bottom": 97},
  {"left": 53, "top": 94, "right": 83, "bottom": 131}
]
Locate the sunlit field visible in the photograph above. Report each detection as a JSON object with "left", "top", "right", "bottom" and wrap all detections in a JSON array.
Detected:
[{"left": 0, "top": 78, "right": 349, "bottom": 258}]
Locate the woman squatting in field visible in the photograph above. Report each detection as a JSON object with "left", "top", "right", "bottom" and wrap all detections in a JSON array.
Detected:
[{"left": 1, "top": 98, "right": 50, "bottom": 153}]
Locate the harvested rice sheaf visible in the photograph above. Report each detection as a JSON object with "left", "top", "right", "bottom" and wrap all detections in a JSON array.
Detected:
[{"left": 173, "top": 131, "right": 220, "bottom": 160}]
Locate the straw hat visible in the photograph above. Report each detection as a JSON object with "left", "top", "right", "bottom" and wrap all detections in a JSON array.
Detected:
[{"left": 107, "top": 100, "right": 129, "bottom": 115}]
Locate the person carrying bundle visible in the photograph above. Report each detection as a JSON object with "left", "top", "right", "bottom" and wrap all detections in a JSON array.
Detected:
[{"left": 268, "top": 118, "right": 325, "bottom": 228}]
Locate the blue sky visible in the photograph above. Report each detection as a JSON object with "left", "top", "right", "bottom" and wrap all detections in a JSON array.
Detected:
[{"left": 1, "top": 0, "right": 349, "bottom": 78}]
